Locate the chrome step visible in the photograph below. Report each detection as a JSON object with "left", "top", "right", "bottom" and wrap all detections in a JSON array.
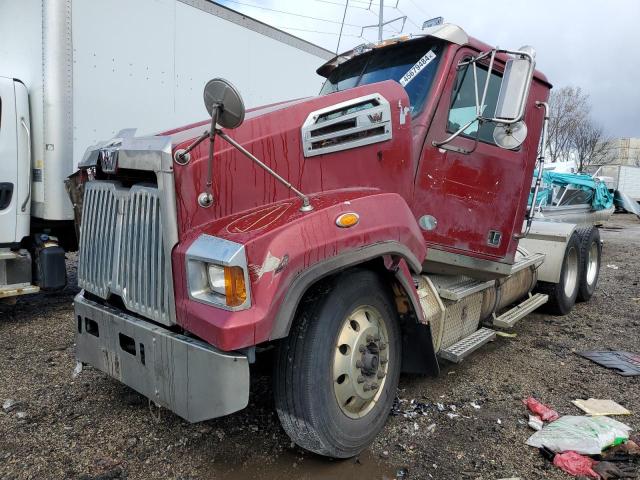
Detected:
[
  {"left": 428, "top": 275, "right": 494, "bottom": 301},
  {"left": 439, "top": 327, "right": 496, "bottom": 363},
  {"left": 0, "top": 284, "right": 39, "bottom": 298},
  {"left": 509, "top": 252, "right": 545, "bottom": 274},
  {"left": 492, "top": 293, "right": 548, "bottom": 329}
]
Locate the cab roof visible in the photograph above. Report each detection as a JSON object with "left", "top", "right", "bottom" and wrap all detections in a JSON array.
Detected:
[{"left": 317, "top": 23, "right": 550, "bottom": 87}]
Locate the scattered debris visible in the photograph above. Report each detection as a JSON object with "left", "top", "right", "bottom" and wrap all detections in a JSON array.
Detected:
[
  {"left": 552, "top": 451, "right": 599, "bottom": 478},
  {"left": 470, "top": 401, "right": 481, "bottom": 410},
  {"left": 396, "top": 467, "right": 408, "bottom": 479},
  {"left": 496, "top": 331, "right": 518, "bottom": 338},
  {"left": 16, "top": 412, "right": 27, "bottom": 420},
  {"left": 73, "top": 361, "right": 83, "bottom": 379},
  {"left": 526, "top": 415, "right": 631, "bottom": 455},
  {"left": 2, "top": 399, "right": 20, "bottom": 413},
  {"left": 528, "top": 415, "right": 544, "bottom": 431},
  {"left": 607, "top": 264, "right": 620, "bottom": 269},
  {"left": 523, "top": 397, "right": 560, "bottom": 422},
  {"left": 577, "top": 351, "right": 640, "bottom": 376},
  {"left": 446, "top": 413, "right": 459, "bottom": 419},
  {"left": 571, "top": 399, "right": 631, "bottom": 416},
  {"left": 602, "top": 440, "right": 640, "bottom": 462},
  {"left": 593, "top": 461, "right": 637, "bottom": 479}
]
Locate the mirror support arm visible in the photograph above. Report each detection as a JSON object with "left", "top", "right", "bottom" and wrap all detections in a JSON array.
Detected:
[
  {"left": 216, "top": 129, "right": 314, "bottom": 212},
  {"left": 515, "top": 100, "right": 548, "bottom": 239}
]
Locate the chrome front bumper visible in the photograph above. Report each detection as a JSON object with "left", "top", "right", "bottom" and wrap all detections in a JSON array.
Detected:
[{"left": 74, "top": 293, "right": 249, "bottom": 422}]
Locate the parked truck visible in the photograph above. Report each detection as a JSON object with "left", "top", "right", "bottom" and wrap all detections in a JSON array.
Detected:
[
  {"left": 69, "top": 24, "right": 604, "bottom": 458},
  {"left": 0, "top": 0, "right": 331, "bottom": 299}
]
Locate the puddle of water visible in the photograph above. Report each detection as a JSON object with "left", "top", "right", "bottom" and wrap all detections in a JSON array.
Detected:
[{"left": 212, "top": 448, "right": 398, "bottom": 480}]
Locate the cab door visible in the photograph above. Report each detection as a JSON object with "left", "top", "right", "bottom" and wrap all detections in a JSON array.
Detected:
[
  {"left": 414, "top": 47, "right": 537, "bottom": 265},
  {"left": 0, "top": 76, "right": 19, "bottom": 244}
]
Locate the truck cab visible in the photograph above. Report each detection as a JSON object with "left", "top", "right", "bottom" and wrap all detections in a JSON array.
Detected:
[
  {"left": 70, "top": 24, "right": 600, "bottom": 460},
  {"left": 0, "top": 77, "right": 39, "bottom": 297}
]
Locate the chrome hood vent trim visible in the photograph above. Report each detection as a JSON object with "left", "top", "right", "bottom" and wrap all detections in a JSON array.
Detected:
[{"left": 301, "top": 93, "right": 392, "bottom": 157}]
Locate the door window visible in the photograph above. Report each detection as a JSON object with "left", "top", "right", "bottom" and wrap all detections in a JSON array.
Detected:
[{"left": 447, "top": 62, "right": 502, "bottom": 145}]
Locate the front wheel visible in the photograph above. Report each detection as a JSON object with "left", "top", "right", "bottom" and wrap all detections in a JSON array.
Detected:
[
  {"left": 274, "top": 269, "right": 401, "bottom": 458},
  {"left": 536, "top": 231, "right": 581, "bottom": 315}
]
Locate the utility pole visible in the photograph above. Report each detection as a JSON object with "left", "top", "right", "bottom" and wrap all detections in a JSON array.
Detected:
[
  {"left": 361, "top": 0, "right": 406, "bottom": 42},
  {"left": 378, "top": 0, "right": 383, "bottom": 42}
]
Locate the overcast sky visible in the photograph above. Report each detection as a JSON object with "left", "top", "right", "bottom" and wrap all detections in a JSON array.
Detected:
[{"left": 217, "top": 0, "right": 640, "bottom": 138}]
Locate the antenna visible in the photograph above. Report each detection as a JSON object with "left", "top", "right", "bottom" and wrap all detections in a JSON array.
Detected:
[
  {"left": 336, "top": 0, "right": 349, "bottom": 54},
  {"left": 360, "top": 0, "right": 406, "bottom": 41}
]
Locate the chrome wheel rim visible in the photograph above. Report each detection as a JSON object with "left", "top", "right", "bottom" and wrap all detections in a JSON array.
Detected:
[
  {"left": 586, "top": 241, "right": 599, "bottom": 285},
  {"left": 332, "top": 306, "right": 390, "bottom": 419},
  {"left": 563, "top": 246, "right": 579, "bottom": 298}
]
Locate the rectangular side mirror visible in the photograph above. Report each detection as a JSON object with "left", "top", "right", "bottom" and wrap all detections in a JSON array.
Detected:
[{"left": 494, "top": 48, "right": 536, "bottom": 123}]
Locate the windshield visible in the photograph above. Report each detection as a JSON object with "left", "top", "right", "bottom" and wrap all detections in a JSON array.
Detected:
[{"left": 320, "top": 39, "right": 443, "bottom": 116}]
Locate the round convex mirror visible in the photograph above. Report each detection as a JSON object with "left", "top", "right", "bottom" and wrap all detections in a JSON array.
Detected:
[
  {"left": 493, "top": 121, "right": 528, "bottom": 150},
  {"left": 203, "top": 78, "right": 246, "bottom": 129}
]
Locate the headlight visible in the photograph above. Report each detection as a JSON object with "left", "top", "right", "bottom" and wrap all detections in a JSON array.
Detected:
[
  {"left": 207, "top": 264, "right": 247, "bottom": 307},
  {"left": 207, "top": 264, "right": 226, "bottom": 295},
  {"left": 186, "top": 235, "right": 251, "bottom": 310}
]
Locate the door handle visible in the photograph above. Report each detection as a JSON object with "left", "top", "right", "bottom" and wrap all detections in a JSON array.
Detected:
[{"left": 20, "top": 117, "right": 31, "bottom": 213}]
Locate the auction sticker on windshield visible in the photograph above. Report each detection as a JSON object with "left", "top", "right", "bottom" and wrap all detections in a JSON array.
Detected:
[{"left": 399, "top": 50, "right": 436, "bottom": 87}]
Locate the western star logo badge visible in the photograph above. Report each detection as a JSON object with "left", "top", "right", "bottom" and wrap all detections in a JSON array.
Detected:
[
  {"left": 368, "top": 112, "right": 383, "bottom": 123},
  {"left": 98, "top": 145, "right": 120, "bottom": 174}
]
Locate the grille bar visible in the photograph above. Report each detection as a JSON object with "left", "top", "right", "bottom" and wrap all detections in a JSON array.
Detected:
[{"left": 78, "top": 181, "right": 172, "bottom": 325}]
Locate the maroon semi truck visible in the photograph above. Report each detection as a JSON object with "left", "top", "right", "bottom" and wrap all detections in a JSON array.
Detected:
[{"left": 69, "top": 24, "right": 602, "bottom": 457}]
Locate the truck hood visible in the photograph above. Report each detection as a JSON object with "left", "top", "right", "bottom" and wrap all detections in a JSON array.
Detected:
[{"left": 169, "top": 80, "right": 415, "bottom": 240}]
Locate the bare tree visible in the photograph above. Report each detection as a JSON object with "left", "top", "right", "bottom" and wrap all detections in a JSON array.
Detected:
[
  {"left": 573, "top": 121, "right": 612, "bottom": 171},
  {"left": 546, "top": 86, "right": 590, "bottom": 163}
]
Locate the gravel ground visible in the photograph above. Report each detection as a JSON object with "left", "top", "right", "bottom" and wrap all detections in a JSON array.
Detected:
[{"left": 1, "top": 214, "right": 639, "bottom": 480}]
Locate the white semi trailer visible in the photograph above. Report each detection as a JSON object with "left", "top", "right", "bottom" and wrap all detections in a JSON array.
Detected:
[{"left": 0, "top": 0, "right": 332, "bottom": 299}]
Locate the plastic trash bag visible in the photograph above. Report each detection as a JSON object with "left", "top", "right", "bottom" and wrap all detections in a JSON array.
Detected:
[
  {"left": 553, "top": 451, "right": 599, "bottom": 478},
  {"left": 526, "top": 415, "right": 632, "bottom": 455},
  {"left": 523, "top": 397, "right": 560, "bottom": 422}
]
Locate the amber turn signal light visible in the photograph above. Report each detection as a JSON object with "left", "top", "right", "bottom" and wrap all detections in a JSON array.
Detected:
[
  {"left": 335, "top": 212, "right": 360, "bottom": 228},
  {"left": 224, "top": 266, "right": 247, "bottom": 307}
]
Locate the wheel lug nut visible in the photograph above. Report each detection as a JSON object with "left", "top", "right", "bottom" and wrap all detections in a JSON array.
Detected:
[
  {"left": 377, "top": 371, "right": 385, "bottom": 379},
  {"left": 379, "top": 343, "right": 387, "bottom": 351},
  {"left": 366, "top": 334, "right": 374, "bottom": 343},
  {"left": 355, "top": 360, "right": 363, "bottom": 368},
  {"left": 359, "top": 345, "right": 366, "bottom": 353},
  {"left": 373, "top": 335, "right": 381, "bottom": 342},
  {"left": 363, "top": 383, "right": 371, "bottom": 392},
  {"left": 371, "top": 382, "right": 379, "bottom": 390},
  {"left": 357, "top": 376, "right": 365, "bottom": 384}
]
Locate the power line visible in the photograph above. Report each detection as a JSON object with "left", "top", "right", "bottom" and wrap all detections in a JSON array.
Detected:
[
  {"left": 314, "top": 0, "right": 372, "bottom": 11},
  {"left": 269, "top": 25, "right": 362, "bottom": 38},
  {"left": 403, "top": 0, "right": 430, "bottom": 20},
  {"left": 219, "top": 0, "right": 362, "bottom": 27}
]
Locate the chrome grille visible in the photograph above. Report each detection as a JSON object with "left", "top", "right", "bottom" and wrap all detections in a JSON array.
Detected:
[{"left": 78, "top": 181, "right": 173, "bottom": 325}]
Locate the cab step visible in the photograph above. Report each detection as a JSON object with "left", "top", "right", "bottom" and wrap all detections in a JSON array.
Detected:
[
  {"left": 492, "top": 293, "right": 548, "bottom": 329},
  {"left": 439, "top": 327, "right": 496, "bottom": 363},
  {"left": 429, "top": 275, "right": 494, "bottom": 301}
]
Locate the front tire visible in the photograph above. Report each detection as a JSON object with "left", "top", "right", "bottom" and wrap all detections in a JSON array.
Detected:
[
  {"left": 274, "top": 269, "right": 401, "bottom": 458},
  {"left": 576, "top": 226, "right": 601, "bottom": 302},
  {"left": 536, "top": 231, "right": 581, "bottom": 315}
]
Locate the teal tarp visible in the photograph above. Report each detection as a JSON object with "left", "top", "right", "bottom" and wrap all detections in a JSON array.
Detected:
[{"left": 530, "top": 171, "right": 614, "bottom": 210}]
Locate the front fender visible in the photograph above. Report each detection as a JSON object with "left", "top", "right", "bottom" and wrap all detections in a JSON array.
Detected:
[{"left": 172, "top": 190, "right": 426, "bottom": 351}]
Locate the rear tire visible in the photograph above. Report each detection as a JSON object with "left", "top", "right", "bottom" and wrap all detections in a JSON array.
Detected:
[
  {"left": 274, "top": 269, "right": 401, "bottom": 458},
  {"left": 576, "top": 226, "right": 601, "bottom": 302},
  {"left": 536, "top": 231, "right": 581, "bottom": 315}
]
